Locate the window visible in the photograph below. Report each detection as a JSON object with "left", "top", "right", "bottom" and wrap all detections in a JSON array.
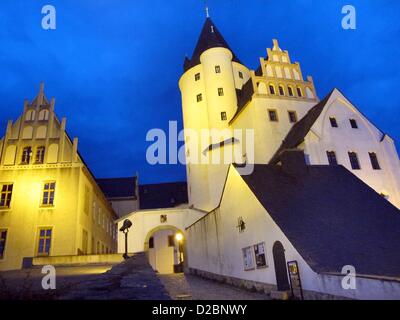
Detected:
[
  {"left": 149, "top": 237, "right": 154, "bottom": 249},
  {"left": 329, "top": 117, "right": 338, "bottom": 128},
  {"left": 0, "top": 184, "right": 13, "bottom": 208},
  {"left": 288, "top": 111, "right": 297, "bottom": 123},
  {"left": 37, "top": 228, "right": 52, "bottom": 256},
  {"left": 348, "top": 152, "right": 361, "bottom": 170},
  {"left": 369, "top": 152, "right": 381, "bottom": 170},
  {"left": 238, "top": 71, "right": 243, "bottom": 79},
  {"left": 42, "top": 182, "right": 56, "bottom": 206},
  {"left": 221, "top": 112, "right": 227, "bottom": 121},
  {"left": 218, "top": 87, "right": 224, "bottom": 96},
  {"left": 35, "top": 146, "right": 45, "bottom": 164},
  {"left": 297, "top": 87, "right": 303, "bottom": 97},
  {"left": 269, "top": 84, "right": 276, "bottom": 95},
  {"left": 21, "top": 146, "right": 32, "bottom": 164},
  {"left": 195, "top": 73, "right": 200, "bottom": 81},
  {"left": 196, "top": 93, "right": 202, "bottom": 102},
  {"left": 168, "top": 235, "right": 175, "bottom": 247},
  {"left": 215, "top": 65, "right": 221, "bottom": 73},
  {"left": 326, "top": 151, "right": 338, "bottom": 166},
  {"left": 278, "top": 85, "right": 285, "bottom": 96},
  {"left": 288, "top": 86, "right": 294, "bottom": 97},
  {"left": 160, "top": 215, "right": 167, "bottom": 223},
  {"left": 0, "top": 230, "right": 7, "bottom": 259},
  {"left": 268, "top": 109, "right": 278, "bottom": 122},
  {"left": 25, "top": 109, "right": 36, "bottom": 122},
  {"left": 350, "top": 119, "right": 358, "bottom": 129}
]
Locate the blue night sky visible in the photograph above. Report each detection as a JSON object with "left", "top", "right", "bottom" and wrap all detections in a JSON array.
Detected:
[{"left": 0, "top": 0, "right": 399, "bottom": 183}]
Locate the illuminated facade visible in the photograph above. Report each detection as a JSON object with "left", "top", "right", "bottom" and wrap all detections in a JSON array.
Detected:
[{"left": 0, "top": 84, "right": 117, "bottom": 271}]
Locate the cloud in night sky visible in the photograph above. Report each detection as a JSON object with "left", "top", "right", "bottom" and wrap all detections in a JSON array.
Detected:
[{"left": 0, "top": 0, "right": 399, "bottom": 183}]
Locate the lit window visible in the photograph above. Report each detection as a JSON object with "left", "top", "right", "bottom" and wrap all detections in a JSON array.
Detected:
[
  {"left": 218, "top": 88, "right": 224, "bottom": 96},
  {"left": 238, "top": 71, "right": 243, "bottom": 79},
  {"left": 37, "top": 228, "right": 52, "bottom": 256},
  {"left": 350, "top": 119, "right": 358, "bottom": 129},
  {"left": 196, "top": 94, "right": 202, "bottom": 102},
  {"left": 0, "top": 229, "right": 7, "bottom": 259},
  {"left": 326, "top": 151, "right": 338, "bottom": 166},
  {"left": 348, "top": 152, "right": 361, "bottom": 170},
  {"left": 195, "top": 73, "right": 200, "bottom": 81},
  {"left": 268, "top": 110, "right": 278, "bottom": 122},
  {"left": 297, "top": 87, "right": 303, "bottom": 97},
  {"left": 35, "top": 146, "right": 45, "bottom": 164},
  {"left": 21, "top": 146, "right": 32, "bottom": 164},
  {"left": 221, "top": 112, "right": 227, "bottom": 121},
  {"left": 269, "top": 84, "right": 276, "bottom": 95},
  {"left": 42, "top": 182, "right": 56, "bottom": 206},
  {"left": 288, "top": 86, "right": 294, "bottom": 97},
  {"left": 215, "top": 65, "right": 221, "bottom": 73},
  {"left": 0, "top": 184, "right": 13, "bottom": 208},
  {"left": 330, "top": 117, "right": 338, "bottom": 128},
  {"left": 168, "top": 235, "right": 175, "bottom": 247},
  {"left": 288, "top": 111, "right": 297, "bottom": 123},
  {"left": 369, "top": 152, "right": 381, "bottom": 170},
  {"left": 278, "top": 85, "right": 285, "bottom": 96}
]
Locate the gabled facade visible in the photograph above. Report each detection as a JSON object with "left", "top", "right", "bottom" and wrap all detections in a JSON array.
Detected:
[{"left": 0, "top": 84, "right": 117, "bottom": 271}]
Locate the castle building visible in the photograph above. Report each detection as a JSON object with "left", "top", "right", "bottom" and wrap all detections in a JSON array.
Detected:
[
  {"left": 0, "top": 84, "right": 117, "bottom": 271},
  {"left": 119, "top": 15, "right": 400, "bottom": 299}
]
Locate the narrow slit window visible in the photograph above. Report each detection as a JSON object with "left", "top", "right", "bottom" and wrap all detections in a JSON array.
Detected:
[
  {"left": 195, "top": 73, "right": 200, "bottom": 81},
  {"left": 221, "top": 112, "right": 227, "bottom": 121},
  {"left": 218, "top": 88, "right": 224, "bottom": 96},
  {"left": 215, "top": 65, "right": 221, "bottom": 73},
  {"left": 196, "top": 93, "right": 202, "bottom": 102}
]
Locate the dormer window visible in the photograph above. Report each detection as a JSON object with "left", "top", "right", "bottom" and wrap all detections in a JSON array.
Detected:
[{"left": 21, "top": 147, "right": 32, "bottom": 164}]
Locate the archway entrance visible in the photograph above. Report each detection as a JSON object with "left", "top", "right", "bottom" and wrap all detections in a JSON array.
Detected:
[
  {"left": 144, "top": 226, "right": 185, "bottom": 274},
  {"left": 272, "top": 241, "right": 290, "bottom": 291}
]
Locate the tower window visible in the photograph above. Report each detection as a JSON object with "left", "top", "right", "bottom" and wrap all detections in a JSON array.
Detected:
[
  {"left": 0, "top": 230, "right": 7, "bottom": 259},
  {"left": 218, "top": 88, "right": 224, "bottom": 96},
  {"left": 329, "top": 117, "right": 338, "bottom": 128},
  {"left": 215, "top": 65, "right": 221, "bottom": 73},
  {"left": 238, "top": 71, "right": 243, "bottom": 79},
  {"left": 288, "top": 111, "right": 297, "bottom": 123},
  {"left": 297, "top": 87, "right": 303, "bottom": 97},
  {"left": 269, "top": 84, "right": 276, "bottom": 95},
  {"left": 195, "top": 73, "right": 200, "bottom": 81},
  {"left": 196, "top": 93, "right": 202, "bottom": 102},
  {"left": 37, "top": 228, "right": 52, "bottom": 256},
  {"left": 221, "top": 112, "right": 227, "bottom": 121},
  {"left": 21, "top": 146, "right": 32, "bottom": 164},
  {"left": 268, "top": 109, "right": 278, "bottom": 122},
  {"left": 42, "top": 181, "right": 56, "bottom": 206},
  {"left": 350, "top": 119, "right": 358, "bottom": 129},
  {"left": 326, "top": 151, "right": 338, "bottom": 166},
  {"left": 0, "top": 184, "right": 13, "bottom": 209},
  {"left": 35, "top": 146, "right": 46, "bottom": 164},
  {"left": 348, "top": 152, "right": 361, "bottom": 170},
  {"left": 369, "top": 152, "right": 381, "bottom": 170},
  {"left": 288, "top": 86, "right": 294, "bottom": 97},
  {"left": 278, "top": 85, "right": 285, "bottom": 96}
]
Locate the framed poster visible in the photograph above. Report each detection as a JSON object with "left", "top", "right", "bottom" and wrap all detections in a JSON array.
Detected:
[
  {"left": 254, "top": 242, "right": 268, "bottom": 268},
  {"left": 242, "top": 246, "right": 255, "bottom": 271}
]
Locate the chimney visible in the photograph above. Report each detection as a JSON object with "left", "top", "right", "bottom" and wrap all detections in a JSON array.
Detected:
[{"left": 279, "top": 149, "right": 308, "bottom": 176}]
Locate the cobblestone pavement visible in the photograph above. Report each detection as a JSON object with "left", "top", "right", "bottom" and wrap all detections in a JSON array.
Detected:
[{"left": 158, "top": 273, "right": 271, "bottom": 300}]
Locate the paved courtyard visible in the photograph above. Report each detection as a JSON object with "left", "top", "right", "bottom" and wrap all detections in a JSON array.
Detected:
[{"left": 158, "top": 273, "right": 270, "bottom": 300}]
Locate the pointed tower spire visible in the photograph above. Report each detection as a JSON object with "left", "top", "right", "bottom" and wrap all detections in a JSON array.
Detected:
[
  {"left": 183, "top": 17, "right": 241, "bottom": 71},
  {"left": 205, "top": 6, "right": 210, "bottom": 18}
]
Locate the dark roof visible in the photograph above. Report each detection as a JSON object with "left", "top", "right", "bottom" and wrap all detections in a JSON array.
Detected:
[
  {"left": 139, "top": 182, "right": 188, "bottom": 210},
  {"left": 230, "top": 78, "right": 255, "bottom": 123},
  {"left": 269, "top": 90, "right": 334, "bottom": 164},
  {"left": 184, "top": 18, "right": 241, "bottom": 72},
  {"left": 96, "top": 177, "right": 137, "bottom": 199},
  {"left": 237, "top": 162, "right": 400, "bottom": 278}
]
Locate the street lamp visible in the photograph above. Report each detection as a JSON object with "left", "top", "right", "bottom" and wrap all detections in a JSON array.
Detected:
[{"left": 119, "top": 219, "right": 132, "bottom": 260}]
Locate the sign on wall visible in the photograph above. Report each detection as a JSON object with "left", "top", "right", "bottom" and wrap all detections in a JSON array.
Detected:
[
  {"left": 242, "top": 246, "right": 255, "bottom": 271},
  {"left": 287, "top": 260, "right": 304, "bottom": 300},
  {"left": 254, "top": 242, "right": 267, "bottom": 268}
]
